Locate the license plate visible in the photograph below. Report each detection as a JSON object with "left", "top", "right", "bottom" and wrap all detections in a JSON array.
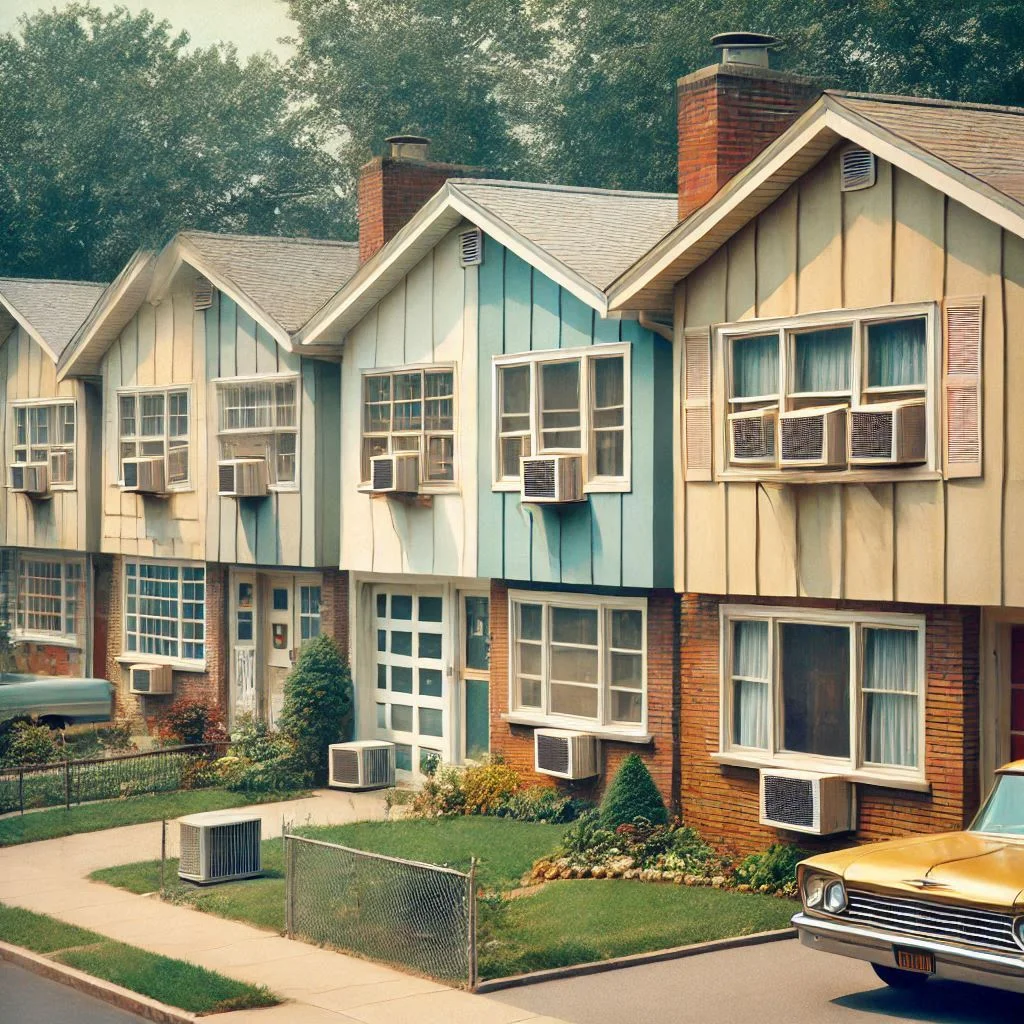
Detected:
[{"left": 894, "top": 948, "right": 935, "bottom": 974}]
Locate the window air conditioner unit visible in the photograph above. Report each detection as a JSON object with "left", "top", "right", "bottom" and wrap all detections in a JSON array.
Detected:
[
  {"left": 521, "top": 454, "right": 584, "bottom": 504},
  {"left": 534, "top": 729, "right": 599, "bottom": 780},
  {"left": 370, "top": 452, "right": 419, "bottom": 494},
  {"left": 848, "top": 400, "right": 927, "bottom": 466},
  {"left": 328, "top": 741, "right": 396, "bottom": 789},
  {"left": 759, "top": 768, "right": 855, "bottom": 836},
  {"left": 218, "top": 458, "right": 269, "bottom": 497},
  {"left": 9, "top": 464, "right": 49, "bottom": 497},
  {"left": 178, "top": 811, "right": 262, "bottom": 885},
  {"left": 728, "top": 407, "right": 778, "bottom": 466},
  {"left": 128, "top": 663, "right": 173, "bottom": 695},
  {"left": 779, "top": 405, "right": 847, "bottom": 469},
  {"left": 122, "top": 456, "right": 166, "bottom": 494}
]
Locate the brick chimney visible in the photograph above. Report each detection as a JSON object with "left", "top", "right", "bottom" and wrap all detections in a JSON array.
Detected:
[
  {"left": 677, "top": 33, "right": 820, "bottom": 221},
  {"left": 358, "top": 135, "right": 476, "bottom": 263}
]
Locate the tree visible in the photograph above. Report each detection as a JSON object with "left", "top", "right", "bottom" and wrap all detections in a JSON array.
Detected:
[
  {"left": 599, "top": 754, "right": 668, "bottom": 829},
  {"left": 0, "top": 4, "right": 348, "bottom": 282}
]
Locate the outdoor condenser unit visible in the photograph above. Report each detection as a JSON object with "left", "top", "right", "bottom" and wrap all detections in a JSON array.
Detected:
[
  {"left": 328, "top": 741, "right": 396, "bottom": 789},
  {"left": 178, "top": 811, "right": 263, "bottom": 884}
]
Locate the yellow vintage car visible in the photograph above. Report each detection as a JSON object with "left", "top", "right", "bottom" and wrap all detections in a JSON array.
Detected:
[{"left": 793, "top": 761, "right": 1024, "bottom": 994}]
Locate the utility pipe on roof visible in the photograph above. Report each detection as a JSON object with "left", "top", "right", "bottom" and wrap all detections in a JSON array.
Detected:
[{"left": 638, "top": 312, "right": 674, "bottom": 341}]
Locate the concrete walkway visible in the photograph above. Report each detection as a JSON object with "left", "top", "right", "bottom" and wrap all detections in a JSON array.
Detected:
[{"left": 0, "top": 791, "right": 569, "bottom": 1024}]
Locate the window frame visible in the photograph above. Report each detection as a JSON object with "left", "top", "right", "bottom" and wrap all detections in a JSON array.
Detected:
[
  {"left": 121, "top": 559, "right": 206, "bottom": 668},
  {"left": 717, "top": 604, "right": 927, "bottom": 788},
  {"left": 507, "top": 589, "right": 647, "bottom": 737},
  {"left": 214, "top": 373, "right": 301, "bottom": 491},
  {"left": 715, "top": 301, "right": 941, "bottom": 482},
  {"left": 9, "top": 399, "right": 77, "bottom": 489},
  {"left": 116, "top": 385, "right": 193, "bottom": 491},
  {"left": 12, "top": 553, "right": 86, "bottom": 645},
  {"left": 492, "top": 343, "right": 632, "bottom": 493}
]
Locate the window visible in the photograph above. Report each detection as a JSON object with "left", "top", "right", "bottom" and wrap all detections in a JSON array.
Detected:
[
  {"left": 722, "top": 607, "right": 924, "bottom": 775},
  {"left": 124, "top": 561, "right": 205, "bottom": 662},
  {"left": 217, "top": 377, "right": 299, "bottom": 486},
  {"left": 361, "top": 367, "right": 455, "bottom": 485},
  {"left": 495, "top": 346, "right": 629, "bottom": 488},
  {"left": 119, "top": 389, "right": 190, "bottom": 486},
  {"left": 14, "top": 555, "right": 84, "bottom": 640},
  {"left": 510, "top": 592, "right": 645, "bottom": 730},
  {"left": 300, "top": 585, "right": 321, "bottom": 641},
  {"left": 11, "top": 402, "right": 76, "bottom": 484}
]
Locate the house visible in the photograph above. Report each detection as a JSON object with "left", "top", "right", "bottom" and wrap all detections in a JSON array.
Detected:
[
  {"left": 611, "top": 34, "right": 1024, "bottom": 853},
  {"left": 297, "top": 138, "right": 680, "bottom": 796},
  {"left": 0, "top": 277, "right": 106, "bottom": 676},
  {"left": 56, "top": 233, "right": 359, "bottom": 727}
]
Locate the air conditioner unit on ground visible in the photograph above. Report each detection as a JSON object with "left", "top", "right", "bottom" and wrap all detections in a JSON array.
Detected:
[
  {"left": 728, "top": 407, "right": 778, "bottom": 466},
  {"left": 128, "top": 663, "right": 173, "bottom": 695},
  {"left": 178, "top": 811, "right": 262, "bottom": 884},
  {"left": 779, "top": 405, "right": 847, "bottom": 469},
  {"left": 9, "top": 464, "right": 49, "bottom": 497},
  {"left": 122, "top": 456, "right": 166, "bottom": 494},
  {"left": 848, "top": 400, "right": 927, "bottom": 466},
  {"left": 328, "top": 741, "right": 396, "bottom": 789},
  {"left": 218, "top": 458, "right": 269, "bottom": 497},
  {"left": 759, "top": 768, "right": 855, "bottom": 835},
  {"left": 370, "top": 452, "right": 419, "bottom": 494},
  {"left": 521, "top": 454, "right": 584, "bottom": 504},
  {"left": 534, "top": 729, "right": 599, "bottom": 780}
]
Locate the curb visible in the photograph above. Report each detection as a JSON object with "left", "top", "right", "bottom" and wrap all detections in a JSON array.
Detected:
[
  {"left": 0, "top": 941, "right": 197, "bottom": 1024},
  {"left": 474, "top": 927, "right": 797, "bottom": 993}
]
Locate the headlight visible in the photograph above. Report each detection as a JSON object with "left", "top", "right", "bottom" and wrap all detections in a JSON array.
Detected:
[
  {"left": 824, "top": 879, "right": 848, "bottom": 914},
  {"left": 1014, "top": 917, "right": 1024, "bottom": 952},
  {"left": 802, "top": 873, "right": 826, "bottom": 908}
]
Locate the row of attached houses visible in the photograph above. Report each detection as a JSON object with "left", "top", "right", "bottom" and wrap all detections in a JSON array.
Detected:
[{"left": 4, "top": 34, "right": 1024, "bottom": 854}]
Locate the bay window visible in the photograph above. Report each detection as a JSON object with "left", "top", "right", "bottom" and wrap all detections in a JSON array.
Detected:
[
  {"left": 11, "top": 402, "right": 76, "bottom": 485},
  {"left": 217, "top": 376, "right": 299, "bottom": 486},
  {"left": 119, "top": 388, "right": 190, "bottom": 486},
  {"left": 14, "top": 555, "right": 85, "bottom": 641},
  {"left": 124, "top": 561, "right": 205, "bottom": 662}
]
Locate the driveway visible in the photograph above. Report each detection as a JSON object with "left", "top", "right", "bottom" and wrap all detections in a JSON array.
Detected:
[{"left": 489, "top": 938, "right": 1024, "bottom": 1024}]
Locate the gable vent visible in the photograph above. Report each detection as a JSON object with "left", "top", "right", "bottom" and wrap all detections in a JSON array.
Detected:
[
  {"left": 459, "top": 228, "right": 483, "bottom": 267},
  {"left": 193, "top": 276, "right": 214, "bottom": 310},
  {"left": 840, "top": 147, "right": 876, "bottom": 192}
]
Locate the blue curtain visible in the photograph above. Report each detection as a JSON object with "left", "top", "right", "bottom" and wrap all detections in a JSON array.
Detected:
[
  {"left": 732, "top": 335, "right": 778, "bottom": 399},
  {"left": 794, "top": 327, "right": 852, "bottom": 393},
  {"left": 867, "top": 318, "right": 927, "bottom": 388}
]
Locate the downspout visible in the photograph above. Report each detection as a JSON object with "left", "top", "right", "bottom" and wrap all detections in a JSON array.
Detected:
[{"left": 638, "top": 312, "right": 674, "bottom": 342}]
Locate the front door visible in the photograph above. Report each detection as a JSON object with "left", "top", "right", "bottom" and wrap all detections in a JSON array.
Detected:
[
  {"left": 1010, "top": 627, "right": 1024, "bottom": 763},
  {"left": 461, "top": 593, "right": 490, "bottom": 760},
  {"left": 230, "top": 574, "right": 258, "bottom": 724}
]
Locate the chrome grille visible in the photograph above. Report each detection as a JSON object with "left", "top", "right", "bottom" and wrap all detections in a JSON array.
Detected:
[{"left": 845, "top": 890, "right": 1019, "bottom": 954}]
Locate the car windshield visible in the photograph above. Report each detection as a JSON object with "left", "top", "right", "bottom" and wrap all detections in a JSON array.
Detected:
[{"left": 972, "top": 773, "right": 1024, "bottom": 835}]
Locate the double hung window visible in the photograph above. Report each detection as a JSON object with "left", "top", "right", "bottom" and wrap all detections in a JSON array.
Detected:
[
  {"left": 299, "top": 585, "right": 322, "bottom": 641},
  {"left": 119, "top": 389, "right": 190, "bottom": 486},
  {"left": 14, "top": 555, "right": 84, "bottom": 640},
  {"left": 11, "top": 402, "right": 76, "bottom": 484},
  {"left": 217, "top": 377, "right": 299, "bottom": 486},
  {"left": 124, "top": 561, "right": 205, "bottom": 662}
]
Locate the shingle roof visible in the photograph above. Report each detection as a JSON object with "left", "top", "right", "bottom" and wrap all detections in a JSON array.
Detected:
[
  {"left": 179, "top": 231, "right": 360, "bottom": 333},
  {"left": 0, "top": 277, "right": 106, "bottom": 359},
  {"left": 451, "top": 180, "right": 679, "bottom": 289}
]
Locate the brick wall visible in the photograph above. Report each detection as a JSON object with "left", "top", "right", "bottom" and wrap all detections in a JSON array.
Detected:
[
  {"left": 680, "top": 593, "right": 981, "bottom": 857},
  {"left": 489, "top": 580, "right": 680, "bottom": 812},
  {"left": 319, "top": 568, "right": 350, "bottom": 661},
  {"left": 11, "top": 641, "right": 86, "bottom": 677}
]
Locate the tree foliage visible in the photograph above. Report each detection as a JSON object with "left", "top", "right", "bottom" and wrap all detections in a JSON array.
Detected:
[{"left": 599, "top": 754, "right": 668, "bottom": 829}]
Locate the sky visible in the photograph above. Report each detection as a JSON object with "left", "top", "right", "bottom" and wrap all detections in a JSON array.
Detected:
[{"left": 0, "top": 0, "right": 297, "bottom": 59}]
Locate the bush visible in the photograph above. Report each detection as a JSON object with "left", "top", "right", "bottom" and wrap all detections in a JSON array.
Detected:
[
  {"left": 210, "top": 714, "right": 311, "bottom": 793},
  {"left": 662, "top": 826, "right": 730, "bottom": 876},
  {"left": 462, "top": 759, "right": 521, "bottom": 815},
  {"left": 496, "top": 787, "right": 591, "bottom": 824},
  {"left": 158, "top": 699, "right": 227, "bottom": 746},
  {"left": 1, "top": 721, "right": 63, "bottom": 767},
  {"left": 599, "top": 754, "right": 667, "bottom": 830},
  {"left": 411, "top": 763, "right": 467, "bottom": 816},
  {"left": 279, "top": 635, "right": 352, "bottom": 785},
  {"left": 558, "top": 809, "right": 617, "bottom": 865},
  {"left": 734, "top": 843, "right": 805, "bottom": 894}
]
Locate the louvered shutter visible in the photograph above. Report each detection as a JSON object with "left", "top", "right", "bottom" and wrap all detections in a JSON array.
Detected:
[
  {"left": 943, "top": 297, "right": 983, "bottom": 479},
  {"left": 683, "top": 326, "right": 713, "bottom": 481}
]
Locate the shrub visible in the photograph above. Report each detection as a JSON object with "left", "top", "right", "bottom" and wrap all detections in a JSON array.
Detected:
[
  {"left": 662, "top": 826, "right": 730, "bottom": 876},
  {"left": 599, "top": 754, "right": 667, "bottom": 829},
  {"left": 411, "top": 763, "right": 466, "bottom": 816},
  {"left": 279, "top": 635, "right": 353, "bottom": 785},
  {"left": 158, "top": 699, "right": 227, "bottom": 746},
  {"left": 558, "top": 809, "right": 617, "bottom": 865},
  {"left": 1, "top": 721, "right": 63, "bottom": 767},
  {"left": 734, "top": 843, "right": 805, "bottom": 894},
  {"left": 495, "top": 787, "right": 591, "bottom": 824},
  {"left": 462, "top": 759, "right": 521, "bottom": 815}
]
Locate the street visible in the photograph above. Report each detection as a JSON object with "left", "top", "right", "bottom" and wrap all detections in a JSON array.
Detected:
[
  {"left": 0, "top": 961, "right": 147, "bottom": 1024},
  {"left": 490, "top": 938, "right": 1024, "bottom": 1024}
]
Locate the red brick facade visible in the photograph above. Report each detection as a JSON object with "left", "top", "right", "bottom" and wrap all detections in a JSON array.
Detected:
[
  {"left": 680, "top": 593, "right": 981, "bottom": 857},
  {"left": 319, "top": 568, "right": 351, "bottom": 662}
]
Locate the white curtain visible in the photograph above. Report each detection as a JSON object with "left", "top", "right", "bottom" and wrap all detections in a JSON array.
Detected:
[
  {"left": 732, "top": 335, "right": 778, "bottom": 399},
  {"left": 864, "top": 628, "right": 919, "bottom": 767},
  {"left": 794, "top": 327, "right": 852, "bottom": 393},
  {"left": 868, "top": 318, "right": 927, "bottom": 388},
  {"left": 732, "top": 620, "right": 769, "bottom": 749}
]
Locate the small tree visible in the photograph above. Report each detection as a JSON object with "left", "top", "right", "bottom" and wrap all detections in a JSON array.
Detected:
[
  {"left": 599, "top": 754, "right": 668, "bottom": 830},
  {"left": 158, "top": 698, "right": 227, "bottom": 745},
  {"left": 279, "top": 634, "right": 353, "bottom": 784}
]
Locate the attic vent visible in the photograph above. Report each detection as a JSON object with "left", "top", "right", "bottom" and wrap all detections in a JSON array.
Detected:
[
  {"left": 459, "top": 228, "right": 483, "bottom": 267},
  {"left": 193, "top": 277, "right": 214, "bottom": 310},
  {"left": 840, "top": 147, "right": 876, "bottom": 192}
]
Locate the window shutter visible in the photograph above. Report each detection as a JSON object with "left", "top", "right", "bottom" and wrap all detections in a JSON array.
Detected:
[
  {"left": 683, "top": 326, "right": 713, "bottom": 481},
  {"left": 943, "top": 296, "right": 983, "bottom": 479}
]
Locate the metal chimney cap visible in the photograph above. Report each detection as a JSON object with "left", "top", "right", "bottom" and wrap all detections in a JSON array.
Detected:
[
  {"left": 712, "top": 32, "right": 780, "bottom": 68},
  {"left": 385, "top": 134, "right": 432, "bottom": 160}
]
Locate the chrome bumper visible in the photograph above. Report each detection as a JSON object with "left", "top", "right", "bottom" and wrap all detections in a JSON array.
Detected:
[{"left": 792, "top": 911, "right": 1024, "bottom": 994}]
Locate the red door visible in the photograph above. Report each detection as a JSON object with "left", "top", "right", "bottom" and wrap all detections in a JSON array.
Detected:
[{"left": 1010, "top": 628, "right": 1024, "bottom": 762}]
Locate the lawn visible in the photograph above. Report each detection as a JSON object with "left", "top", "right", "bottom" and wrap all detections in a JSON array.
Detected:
[
  {"left": 0, "top": 903, "right": 277, "bottom": 1014},
  {"left": 0, "top": 788, "right": 305, "bottom": 847}
]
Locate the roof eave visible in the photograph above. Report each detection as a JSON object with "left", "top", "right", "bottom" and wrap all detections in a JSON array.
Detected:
[{"left": 0, "top": 293, "right": 59, "bottom": 363}]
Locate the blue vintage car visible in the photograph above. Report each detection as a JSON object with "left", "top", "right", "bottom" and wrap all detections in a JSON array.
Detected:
[{"left": 0, "top": 673, "right": 114, "bottom": 728}]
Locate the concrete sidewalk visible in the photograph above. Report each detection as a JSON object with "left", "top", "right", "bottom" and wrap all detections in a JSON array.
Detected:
[{"left": 0, "top": 790, "right": 569, "bottom": 1024}]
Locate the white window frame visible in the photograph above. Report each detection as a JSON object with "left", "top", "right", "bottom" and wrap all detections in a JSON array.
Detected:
[
  {"left": 117, "top": 385, "right": 193, "bottom": 491},
  {"left": 214, "top": 373, "right": 301, "bottom": 491},
  {"left": 492, "top": 343, "right": 632, "bottom": 493},
  {"left": 12, "top": 553, "right": 86, "bottom": 645},
  {"left": 9, "top": 399, "right": 77, "bottom": 489},
  {"left": 358, "top": 363, "right": 458, "bottom": 492},
  {"left": 507, "top": 589, "right": 647, "bottom": 737},
  {"left": 715, "top": 301, "right": 941, "bottom": 482},
  {"left": 121, "top": 559, "right": 206, "bottom": 668},
  {"left": 716, "top": 604, "right": 927, "bottom": 788}
]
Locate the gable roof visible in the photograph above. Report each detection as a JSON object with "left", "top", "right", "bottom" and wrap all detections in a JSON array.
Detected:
[
  {"left": 0, "top": 277, "right": 106, "bottom": 362},
  {"left": 297, "top": 179, "right": 678, "bottom": 345},
  {"left": 609, "top": 90, "right": 1024, "bottom": 312}
]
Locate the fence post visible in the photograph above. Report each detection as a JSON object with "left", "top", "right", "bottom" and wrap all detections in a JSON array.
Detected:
[
  {"left": 18, "top": 769, "right": 24, "bottom": 815},
  {"left": 285, "top": 836, "right": 295, "bottom": 939},
  {"left": 467, "top": 857, "right": 478, "bottom": 992},
  {"left": 160, "top": 819, "right": 167, "bottom": 895},
  {"left": 64, "top": 759, "right": 70, "bottom": 811}
]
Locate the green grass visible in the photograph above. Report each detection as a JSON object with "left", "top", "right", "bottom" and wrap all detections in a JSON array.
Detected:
[
  {"left": 0, "top": 903, "right": 277, "bottom": 1014},
  {"left": 0, "top": 788, "right": 305, "bottom": 847}
]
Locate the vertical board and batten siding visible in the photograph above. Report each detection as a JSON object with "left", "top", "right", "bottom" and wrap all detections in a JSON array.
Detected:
[
  {"left": 476, "top": 235, "right": 673, "bottom": 589},
  {"left": 1, "top": 325, "right": 91, "bottom": 551},
  {"left": 677, "top": 146, "right": 1022, "bottom": 605},
  {"left": 339, "top": 227, "right": 478, "bottom": 578}
]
